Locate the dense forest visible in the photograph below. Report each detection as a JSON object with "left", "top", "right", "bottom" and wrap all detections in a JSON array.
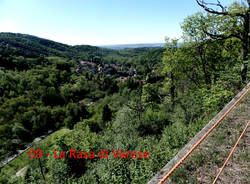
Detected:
[{"left": 0, "top": 0, "right": 249, "bottom": 183}]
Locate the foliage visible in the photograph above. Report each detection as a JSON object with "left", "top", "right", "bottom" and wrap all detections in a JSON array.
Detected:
[{"left": 1, "top": 2, "right": 249, "bottom": 182}]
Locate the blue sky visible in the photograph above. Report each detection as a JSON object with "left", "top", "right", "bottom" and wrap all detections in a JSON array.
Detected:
[{"left": 0, "top": 0, "right": 236, "bottom": 45}]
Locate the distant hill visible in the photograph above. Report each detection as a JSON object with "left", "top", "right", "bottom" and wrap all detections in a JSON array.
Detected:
[
  {"left": 0, "top": 32, "right": 72, "bottom": 57},
  {"left": 0, "top": 33, "right": 164, "bottom": 62},
  {"left": 0, "top": 33, "right": 166, "bottom": 67},
  {"left": 99, "top": 43, "right": 165, "bottom": 50},
  {"left": 0, "top": 32, "right": 114, "bottom": 59}
]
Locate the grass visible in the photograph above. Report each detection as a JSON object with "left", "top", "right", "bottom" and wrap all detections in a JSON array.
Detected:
[{"left": 169, "top": 92, "right": 250, "bottom": 183}]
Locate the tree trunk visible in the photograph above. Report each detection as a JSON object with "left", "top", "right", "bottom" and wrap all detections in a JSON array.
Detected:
[
  {"left": 241, "top": 13, "right": 249, "bottom": 84},
  {"left": 170, "top": 72, "right": 176, "bottom": 109},
  {"left": 138, "top": 82, "right": 143, "bottom": 122},
  {"left": 38, "top": 158, "right": 46, "bottom": 183},
  {"left": 198, "top": 46, "right": 211, "bottom": 88}
]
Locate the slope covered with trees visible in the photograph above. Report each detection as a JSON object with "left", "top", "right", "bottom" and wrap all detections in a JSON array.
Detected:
[{"left": 0, "top": 1, "right": 249, "bottom": 183}]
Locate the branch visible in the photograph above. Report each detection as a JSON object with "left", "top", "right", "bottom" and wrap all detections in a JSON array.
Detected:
[
  {"left": 196, "top": 0, "right": 228, "bottom": 15},
  {"left": 202, "top": 27, "right": 242, "bottom": 41},
  {"left": 186, "top": 72, "right": 201, "bottom": 88},
  {"left": 204, "top": 0, "right": 225, "bottom": 12},
  {"left": 157, "top": 94, "right": 164, "bottom": 102},
  {"left": 196, "top": 0, "right": 245, "bottom": 17}
]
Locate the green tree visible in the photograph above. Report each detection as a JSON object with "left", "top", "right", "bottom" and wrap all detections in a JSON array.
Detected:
[
  {"left": 196, "top": 0, "right": 250, "bottom": 83},
  {"left": 162, "top": 38, "right": 183, "bottom": 107}
]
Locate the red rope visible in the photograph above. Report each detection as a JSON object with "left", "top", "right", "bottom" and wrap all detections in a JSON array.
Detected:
[
  {"left": 213, "top": 120, "right": 250, "bottom": 184},
  {"left": 158, "top": 87, "right": 249, "bottom": 184}
]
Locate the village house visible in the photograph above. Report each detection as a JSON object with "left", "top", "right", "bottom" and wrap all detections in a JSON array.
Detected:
[
  {"left": 129, "top": 68, "right": 136, "bottom": 76},
  {"left": 120, "top": 77, "right": 127, "bottom": 82}
]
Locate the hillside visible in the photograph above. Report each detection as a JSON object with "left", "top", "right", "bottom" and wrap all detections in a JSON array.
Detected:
[
  {"left": 0, "top": 30, "right": 249, "bottom": 183},
  {"left": 0, "top": 32, "right": 163, "bottom": 65},
  {"left": 0, "top": 32, "right": 113, "bottom": 59},
  {"left": 0, "top": 1, "right": 249, "bottom": 182},
  {"left": 168, "top": 90, "right": 250, "bottom": 183},
  {"left": 148, "top": 84, "right": 249, "bottom": 183},
  {"left": 0, "top": 32, "right": 164, "bottom": 165}
]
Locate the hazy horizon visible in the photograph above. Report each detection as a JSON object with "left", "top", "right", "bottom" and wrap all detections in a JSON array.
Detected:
[
  {"left": 0, "top": 0, "right": 236, "bottom": 45},
  {"left": 0, "top": 31, "right": 165, "bottom": 47}
]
